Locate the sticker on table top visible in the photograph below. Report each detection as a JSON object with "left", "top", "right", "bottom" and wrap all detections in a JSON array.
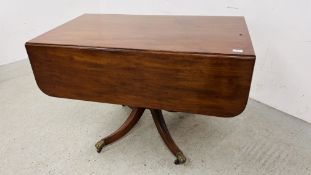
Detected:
[{"left": 232, "top": 49, "right": 244, "bottom": 53}]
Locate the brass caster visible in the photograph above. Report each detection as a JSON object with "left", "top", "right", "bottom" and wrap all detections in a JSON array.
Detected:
[
  {"left": 174, "top": 152, "right": 186, "bottom": 165},
  {"left": 95, "top": 139, "right": 106, "bottom": 153}
]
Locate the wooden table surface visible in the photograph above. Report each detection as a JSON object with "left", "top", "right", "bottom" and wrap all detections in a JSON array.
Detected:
[
  {"left": 29, "top": 14, "right": 254, "bottom": 56},
  {"left": 26, "top": 14, "right": 255, "bottom": 117}
]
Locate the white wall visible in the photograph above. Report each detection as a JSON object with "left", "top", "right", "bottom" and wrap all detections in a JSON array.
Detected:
[
  {"left": 0, "top": 0, "right": 100, "bottom": 65},
  {"left": 1, "top": 0, "right": 311, "bottom": 123}
]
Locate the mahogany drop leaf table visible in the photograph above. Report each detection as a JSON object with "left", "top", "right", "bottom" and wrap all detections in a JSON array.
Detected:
[{"left": 26, "top": 14, "right": 255, "bottom": 164}]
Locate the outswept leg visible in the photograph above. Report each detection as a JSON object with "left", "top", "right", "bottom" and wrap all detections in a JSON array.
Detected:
[
  {"left": 95, "top": 107, "right": 145, "bottom": 153},
  {"left": 150, "top": 109, "right": 186, "bottom": 164}
]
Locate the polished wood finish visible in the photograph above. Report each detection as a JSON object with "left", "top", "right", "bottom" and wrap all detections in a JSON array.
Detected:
[
  {"left": 26, "top": 14, "right": 255, "bottom": 117},
  {"left": 25, "top": 14, "right": 255, "bottom": 164},
  {"left": 150, "top": 109, "right": 186, "bottom": 164},
  {"left": 95, "top": 107, "right": 145, "bottom": 153},
  {"left": 28, "top": 14, "right": 255, "bottom": 56},
  {"left": 95, "top": 107, "right": 187, "bottom": 164}
]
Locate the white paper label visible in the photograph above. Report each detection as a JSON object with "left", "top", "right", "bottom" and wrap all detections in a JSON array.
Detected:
[{"left": 232, "top": 49, "right": 244, "bottom": 53}]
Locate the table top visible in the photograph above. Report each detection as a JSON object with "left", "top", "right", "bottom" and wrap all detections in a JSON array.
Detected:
[
  {"left": 28, "top": 14, "right": 255, "bottom": 57},
  {"left": 26, "top": 14, "right": 256, "bottom": 117}
]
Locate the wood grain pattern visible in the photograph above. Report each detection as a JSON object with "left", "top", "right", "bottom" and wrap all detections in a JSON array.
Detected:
[
  {"left": 28, "top": 14, "right": 255, "bottom": 57},
  {"left": 150, "top": 109, "right": 186, "bottom": 164},
  {"left": 95, "top": 107, "right": 145, "bottom": 153},
  {"left": 25, "top": 14, "right": 255, "bottom": 117}
]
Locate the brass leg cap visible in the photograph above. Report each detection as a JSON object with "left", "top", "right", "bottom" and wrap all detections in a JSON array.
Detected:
[
  {"left": 174, "top": 152, "right": 186, "bottom": 165},
  {"left": 95, "top": 139, "right": 106, "bottom": 153}
]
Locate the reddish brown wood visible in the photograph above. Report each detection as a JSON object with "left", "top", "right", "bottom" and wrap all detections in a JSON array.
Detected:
[
  {"left": 150, "top": 109, "right": 186, "bottom": 164},
  {"left": 95, "top": 108, "right": 186, "bottom": 164},
  {"left": 95, "top": 107, "right": 145, "bottom": 153},
  {"left": 25, "top": 14, "right": 256, "bottom": 164},
  {"left": 25, "top": 14, "right": 255, "bottom": 117},
  {"left": 27, "top": 14, "right": 255, "bottom": 56}
]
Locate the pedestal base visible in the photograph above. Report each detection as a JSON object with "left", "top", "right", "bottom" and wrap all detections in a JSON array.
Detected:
[{"left": 95, "top": 107, "right": 186, "bottom": 165}]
